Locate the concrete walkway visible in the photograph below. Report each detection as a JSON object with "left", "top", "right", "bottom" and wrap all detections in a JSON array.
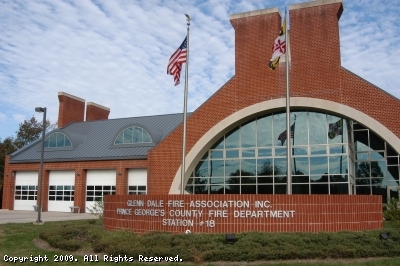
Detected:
[{"left": 0, "top": 209, "right": 95, "bottom": 224}]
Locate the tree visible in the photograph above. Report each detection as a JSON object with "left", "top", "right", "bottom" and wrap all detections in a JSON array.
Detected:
[
  {"left": 0, "top": 137, "right": 17, "bottom": 207},
  {"left": 13, "top": 115, "right": 54, "bottom": 149},
  {"left": 0, "top": 116, "right": 55, "bottom": 207}
]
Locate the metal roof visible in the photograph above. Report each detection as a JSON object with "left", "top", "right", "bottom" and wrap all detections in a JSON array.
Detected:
[{"left": 9, "top": 113, "right": 188, "bottom": 163}]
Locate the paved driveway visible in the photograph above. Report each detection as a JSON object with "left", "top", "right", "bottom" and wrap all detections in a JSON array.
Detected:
[{"left": 0, "top": 209, "right": 95, "bottom": 224}]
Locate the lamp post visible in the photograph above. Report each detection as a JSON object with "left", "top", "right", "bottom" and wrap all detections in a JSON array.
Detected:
[{"left": 35, "top": 107, "right": 46, "bottom": 223}]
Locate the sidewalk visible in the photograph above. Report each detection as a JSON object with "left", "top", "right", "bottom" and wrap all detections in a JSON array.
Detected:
[{"left": 0, "top": 209, "right": 95, "bottom": 224}]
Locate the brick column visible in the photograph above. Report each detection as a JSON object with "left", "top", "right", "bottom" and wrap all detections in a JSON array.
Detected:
[{"left": 74, "top": 169, "right": 87, "bottom": 213}]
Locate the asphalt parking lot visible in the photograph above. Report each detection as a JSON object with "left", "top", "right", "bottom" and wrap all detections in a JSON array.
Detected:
[{"left": 0, "top": 209, "right": 95, "bottom": 224}]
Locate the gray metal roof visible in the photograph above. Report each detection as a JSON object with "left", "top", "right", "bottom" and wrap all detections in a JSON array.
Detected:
[{"left": 9, "top": 113, "right": 188, "bottom": 163}]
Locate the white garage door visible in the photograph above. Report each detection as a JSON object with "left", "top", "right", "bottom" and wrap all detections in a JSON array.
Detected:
[
  {"left": 48, "top": 171, "right": 75, "bottom": 212},
  {"left": 128, "top": 169, "right": 147, "bottom": 194},
  {"left": 14, "top": 171, "right": 38, "bottom": 211},
  {"left": 86, "top": 169, "right": 116, "bottom": 211}
]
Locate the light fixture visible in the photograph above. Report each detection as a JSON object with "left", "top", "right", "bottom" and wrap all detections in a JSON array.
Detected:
[
  {"left": 379, "top": 233, "right": 389, "bottom": 240},
  {"left": 226, "top": 233, "right": 235, "bottom": 244},
  {"left": 35, "top": 107, "right": 46, "bottom": 224},
  {"left": 76, "top": 172, "right": 80, "bottom": 177}
]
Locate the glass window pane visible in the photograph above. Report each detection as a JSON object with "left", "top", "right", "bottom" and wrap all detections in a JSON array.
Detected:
[
  {"left": 56, "top": 133, "right": 64, "bottom": 147},
  {"left": 369, "top": 130, "right": 385, "bottom": 151},
  {"left": 257, "top": 116, "right": 272, "bottom": 147},
  {"left": 275, "top": 147, "right": 286, "bottom": 156},
  {"left": 329, "top": 156, "right": 347, "bottom": 175},
  {"left": 293, "top": 157, "right": 309, "bottom": 175},
  {"left": 274, "top": 158, "right": 287, "bottom": 175},
  {"left": 292, "top": 112, "right": 308, "bottom": 145},
  {"left": 194, "top": 178, "right": 208, "bottom": 185},
  {"left": 133, "top": 127, "right": 142, "bottom": 142},
  {"left": 258, "top": 159, "right": 274, "bottom": 176},
  {"left": 143, "top": 131, "right": 152, "bottom": 142},
  {"left": 275, "top": 185, "right": 287, "bottom": 194},
  {"left": 354, "top": 130, "right": 369, "bottom": 152},
  {"left": 388, "top": 166, "right": 399, "bottom": 182},
  {"left": 356, "top": 186, "right": 371, "bottom": 195},
  {"left": 371, "top": 152, "right": 385, "bottom": 160},
  {"left": 210, "top": 178, "right": 224, "bottom": 184},
  {"left": 355, "top": 152, "right": 368, "bottom": 161},
  {"left": 225, "top": 177, "right": 240, "bottom": 184},
  {"left": 257, "top": 176, "right": 273, "bottom": 183},
  {"left": 210, "top": 160, "right": 224, "bottom": 177},
  {"left": 310, "top": 156, "right": 328, "bottom": 175},
  {"left": 242, "top": 149, "right": 255, "bottom": 157},
  {"left": 258, "top": 185, "right": 273, "bottom": 194},
  {"left": 258, "top": 149, "right": 272, "bottom": 157},
  {"left": 194, "top": 161, "right": 208, "bottom": 177},
  {"left": 225, "top": 159, "right": 240, "bottom": 177},
  {"left": 330, "top": 145, "right": 346, "bottom": 154},
  {"left": 241, "top": 120, "right": 256, "bottom": 148},
  {"left": 273, "top": 113, "right": 287, "bottom": 146},
  {"left": 293, "top": 147, "right": 307, "bottom": 156},
  {"left": 327, "top": 116, "right": 346, "bottom": 144},
  {"left": 310, "top": 184, "right": 328, "bottom": 194},
  {"left": 241, "top": 159, "right": 256, "bottom": 176},
  {"left": 194, "top": 186, "right": 208, "bottom": 194},
  {"left": 49, "top": 133, "right": 57, "bottom": 147},
  {"left": 123, "top": 128, "right": 133, "bottom": 143},
  {"left": 330, "top": 183, "right": 348, "bottom": 194},
  {"left": 310, "top": 146, "right": 326, "bottom": 155},
  {"left": 309, "top": 112, "right": 327, "bottom": 144},
  {"left": 225, "top": 127, "right": 239, "bottom": 149},
  {"left": 226, "top": 150, "right": 239, "bottom": 158},
  {"left": 211, "top": 150, "right": 223, "bottom": 159},
  {"left": 330, "top": 175, "right": 348, "bottom": 182},
  {"left": 293, "top": 184, "right": 309, "bottom": 194},
  {"left": 356, "top": 162, "right": 370, "bottom": 177},
  {"left": 210, "top": 185, "right": 224, "bottom": 194},
  {"left": 115, "top": 132, "right": 124, "bottom": 144},
  {"left": 225, "top": 185, "right": 240, "bottom": 194},
  {"left": 371, "top": 161, "right": 385, "bottom": 177},
  {"left": 241, "top": 185, "right": 256, "bottom": 194},
  {"left": 292, "top": 176, "right": 309, "bottom": 183}
]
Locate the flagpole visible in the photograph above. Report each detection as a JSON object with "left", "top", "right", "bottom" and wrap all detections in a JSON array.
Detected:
[
  {"left": 285, "top": 8, "right": 292, "bottom": 195},
  {"left": 181, "top": 14, "right": 190, "bottom": 194}
]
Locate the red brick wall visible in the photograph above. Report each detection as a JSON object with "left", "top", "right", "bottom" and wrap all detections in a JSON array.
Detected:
[
  {"left": 86, "top": 102, "right": 110, "bottom": 122},
  {"left": 58, "top": 92, "right": 85, "bottom": 128},
  {"left": 2, "top": 159, "right": 147, "bottom": 211},
  {"left": 103, "top": 194, "right": 382, "bottom": 233}
]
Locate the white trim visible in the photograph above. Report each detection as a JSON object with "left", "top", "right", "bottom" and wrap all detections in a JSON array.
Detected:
[{"left": 169, "top": 97, "right": 400, "bottom": 194}]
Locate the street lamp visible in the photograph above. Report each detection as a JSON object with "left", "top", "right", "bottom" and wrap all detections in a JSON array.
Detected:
[{"left": 35, "top": 107, "right": 46, "bottom": 223}]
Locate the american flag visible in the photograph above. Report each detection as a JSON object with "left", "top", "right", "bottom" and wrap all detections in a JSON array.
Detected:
[
  {"left": 278, "top": 122, "right": 295, "bottom": 145},
  {"left": 167, "top": 37, "right": 187, "bottom": 86}
]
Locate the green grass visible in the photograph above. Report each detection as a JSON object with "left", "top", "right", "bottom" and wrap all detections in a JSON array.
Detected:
[{"left": 1, "top": 220, "right": 400, "bottom": 265}]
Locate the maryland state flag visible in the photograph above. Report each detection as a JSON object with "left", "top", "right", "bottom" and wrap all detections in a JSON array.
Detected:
[
  {"left": 268, "top": 17, "right": 286, "bottom": 70},
  {"left": 328, "top": 119, "right": 343, "bottom": 139}
]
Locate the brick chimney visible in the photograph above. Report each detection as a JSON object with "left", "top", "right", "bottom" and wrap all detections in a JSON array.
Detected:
[
  {"left": 58, "top": 92, "right": 85, "bottom": 128},
  {"left": 289, "top": 0, "right": 343, "bottom": 97},
  {"left": 86, "top": 102, "right": 110, "bottom": 121}
]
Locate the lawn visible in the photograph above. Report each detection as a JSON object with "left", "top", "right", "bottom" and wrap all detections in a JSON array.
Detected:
[{"left": 1, "top": 219, "right": 400, "bottom": 265}]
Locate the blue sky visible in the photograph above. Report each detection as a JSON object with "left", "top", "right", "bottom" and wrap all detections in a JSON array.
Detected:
[{"left": 1, "top": 0, "right": 399, "bottom": 141}]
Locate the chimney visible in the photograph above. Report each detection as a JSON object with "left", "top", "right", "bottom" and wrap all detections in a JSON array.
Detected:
[
  {"left": 58, "top": 92, "right": 85, "bottom": 128},
  {"left": 86, "top": 102, "right": 110, "bottom": 121},
  {"left": 289, "top": 0, "right": 343, "bottom": 95}
]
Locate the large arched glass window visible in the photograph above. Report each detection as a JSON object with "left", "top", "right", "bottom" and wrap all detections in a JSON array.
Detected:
[
  {"left": 187, "top": 111, "right": 349, "bottom": 195},
  {"left": 186, "top": 110, "right": 400, "bottom": 201},
  {"left": 44, "top": 132, "right": 72, "bottom": 148},
  {"left": 115, "top": 126, "right": 152, "bottom": 144}
]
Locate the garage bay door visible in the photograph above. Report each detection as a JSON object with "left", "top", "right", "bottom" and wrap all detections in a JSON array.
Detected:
[
  {"left": 86, "top": 170, "right": 116, "bottom": 211},
  {"left": 128, "top": 169, "right": 147, "bottom": 194},
  {"left": 48, "top": 171, "right": 75, "bottom": 212},
  {"left": 14, "top": 171, "right": 38, "bottom": 211}
]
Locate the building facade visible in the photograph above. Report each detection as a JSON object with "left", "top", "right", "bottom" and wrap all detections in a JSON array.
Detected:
[{"left": 2, "top": 0, "right": 400, "bottom": 217}]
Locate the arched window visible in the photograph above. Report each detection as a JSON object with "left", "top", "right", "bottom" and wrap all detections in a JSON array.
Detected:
[
  {"left": 44, "top": 132, "right": 72, "bottom": 148},
  {"left": 115, "top": 126, "right": 152, "bottom": 144}
]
